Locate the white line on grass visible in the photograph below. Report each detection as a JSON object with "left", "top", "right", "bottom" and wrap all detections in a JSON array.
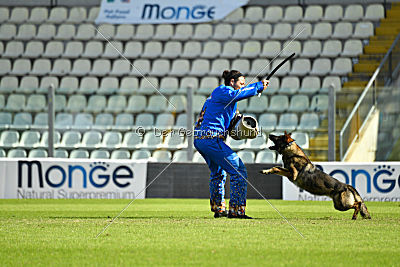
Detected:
[
  {"left": 224, "top": 27, "right": 305, "bottom": 110},
  {"left": 95, "top": 160, "right": 175, "bottom": 238},
  {"left": 224, "top": 158, "right": 305, "bottom": 239}
]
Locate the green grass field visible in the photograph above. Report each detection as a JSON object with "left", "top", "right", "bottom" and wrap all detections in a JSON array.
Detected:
[{"left": 0, "top": 199, "right": 399, "bottom": 266}]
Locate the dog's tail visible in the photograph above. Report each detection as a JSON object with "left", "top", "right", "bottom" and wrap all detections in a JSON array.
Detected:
[{"left": 347, "top": 185, "right": 371, "bottom": 219}]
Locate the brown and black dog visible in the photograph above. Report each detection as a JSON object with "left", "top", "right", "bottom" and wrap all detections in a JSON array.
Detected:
[{"left": 261, "top": 132, "right": 371, "bottom": 220}]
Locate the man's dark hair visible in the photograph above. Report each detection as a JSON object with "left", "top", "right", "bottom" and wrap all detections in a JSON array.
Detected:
[{"left": 222, "top": 70, "right": 243, "bottom": 86}]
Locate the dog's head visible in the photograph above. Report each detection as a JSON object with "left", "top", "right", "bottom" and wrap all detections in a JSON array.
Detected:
[{"left": 268, "top": 131, "right": 295, "bottom": 154}]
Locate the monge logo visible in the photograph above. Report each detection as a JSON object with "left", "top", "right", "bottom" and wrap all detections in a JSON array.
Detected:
[
  {"left": 318, "top": 164, "right": 400, "bottom": 193},
  {"left": 18, "top": 161, "right": 134, "bottom": 189},
  {"left": 142, "top": 4, "right": 216, "bottom": 20}
]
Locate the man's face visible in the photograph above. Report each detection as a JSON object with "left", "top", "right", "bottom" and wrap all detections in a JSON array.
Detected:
[{"left": 231, "top": 76, "right": 245, "bottom": 90}]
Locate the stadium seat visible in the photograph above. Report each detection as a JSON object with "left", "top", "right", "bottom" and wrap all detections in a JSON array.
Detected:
[
  {"left": 82, "top": 41, "right": 103, "bottom": 58},
  {"left": 31, "top": 59, "right": 51, "bottom": 76},
  {"left": 90, "top": 59, "right": 111, "bottom": 76},
  {"left": 67, "top": 7, "right": 87, "bottom": 23},
  {"left": 17, "top": 76, "right": 39, "bottom": 93},
  {"left": 54, "top": 95, "right": 67, "bottom": 112},
  {"left": 332, "top": 22, "right": 353, "bottom": 39},
  {"left": 0, "top": 7, "right": 9, "bottom": 23},
  {"left": 173, "top": 24, "right": 193, "bottom": 41},
  {"left": 32, "top": 113, "right": 48, "bottom": 130},
  {"left": 0, "top": 112, "right": 12, "bottom": 130},
  {"left": 192, "top": 24, "right": 212, "bottom": 41},
  {"left": 174, "top": 114, "right": 187, "bottom": 129},
  {"left": 311, "top": 23, "right": 332, "bottom": 39},
  {"left": 323, "top": 5, "right": 342, "bottom": 22},
  {"left": 232, "top": 23, "right": 252, "bottom": 40},
  {"left": 342, "top": 40, "right": 363, "bottom": 57},
  {"left": 55, "top": 113, "right": 73, "bottom": 130},
  {"left": 209, "top": 59, "right": 230, "bottom": 76},
  {"left": 152, "top": 150, "right": 172, "bottom": 162},
  {"left": 290, "top": 59, "right": 310, "bottom": 77},
  {"left": 95, "top": 24, "right": 115, "bottom": 40},
  {"left": 282, "top": 6, "right": 302, "bottom": 22},
  {"left": 70, "top": 149, "right": 89, "bottom": 159},
  {"left": 98, "top": 77, "right": 119, "bottom": 94},
  {"left": 297, "top": 112, "right": 319, "bottom": 130},
  {"left": 103, "top": 42, "right": 123, "bottom": 59},
  {"left": 246, "top": 95, "right": 268, "bottom": 113},
  {"left": 126, "top": 95, "right": 145, "bottom": 113},
  {"left": 0, "top": 96, "right": 4, "bottom": 110},
  {"left": 282, "top": 40, "right": 301, "bottom": 57},
  {"left": 237, "top": 150, "right": 255, "bottom": 163},
  {"left": 264, "top": 6, "right": 282, "bottom": 22},
  {"left": 166, "top": 95, "right": 186, "bottom": 113},
  {"left": 197, "top": 77, "right": 218, "bottom": 95},
  {"left": 137, "top": 77, "right": 158, "bottom": 95},
  {"left": 72, "top": 113, "right": 93, "bottom": 130},
  {"left": 8, "top": 148, "right": 27, "bottom": 158},
  {"left": 179, "top": 77, "right": 199, "bottom": 94},
  {"left": 268, "top": 95, "right": 289, "bottom": 113},
  {"left": 279, "top": 76, "right": 300, "bottom": 95},
  {"left": 36, "top": 24, "right": 56, "bottom": 40},
  {"left": 121, "top": 132, "right": 142, "bottom": 149},
  {"left": 153, "top": 24, "right": 173, "bottom": 41},
  {"left": 85, "top": 95, "right": 106, "bottom": 113},
  {"left": 331, "top": 58, "right": 352, "bottom": 75},
  {"left": 291, "top": 132, "right": 309, "bottom": 149},
  {"left": 159, "top": 77, "right": 178, "bottom": 95},
  {"left": 93, "top": 113, "right": 113, "bottom": 130},
  {"left": 131, "top": 59, "right": 150, "bottom": 76},
  {"left": 0, "top": 24, "right": 16, "bottom": 41},
  {"left": 81, "top": 130, "right": 102, "bottom": 148},
  {"left": 242, "top": 41, "right": 261, "bottom": 58},
  {"left": 58, "top": 76, "right": 78, "bottom": 94},
  {"left": 169, "top": 59, "right": 190, "bottom": 77},
  {"left": 321, "top": 40, "right": 342, "bottom": 58},
  {"left": 181, "top": 41, "right": 201, "bottom": 59},
  {"left": 75, "top": 24, "right": 95, "bottom": 40},
  {"left": 255, "top": 151, "right": 276, "bottom": 163},
  {"left": 5, "top": 94, "right": 25, "bottom": 112},
  {"left": 0, "top": 76, "right": 15, "bottom": 93},
  {"left": 51, "top": 59, "right": 71, "bottom": 76},
  {"left": 101, "top": 131, "right": 122, "bottom": 148},
  {"left": 11, "top": 112, "right": 32, "bottom": 130},
  {"left": 15, "top": 23, "right": 36, "bottom": 41},
  {"left": 310, "top": 58, "right": 331, "bottom": 76},
  {"left": 243, "top": 6, "right": 263, "bottom": 23},
  {"left": 301, "top": 40, "right": 321, "bottom": 58},
  {"left": 78, "top": 76, "right": 99, "bottom": 94},
  {"left": 140, "top": 132, "right": 162, "bottom": 149},
  {"left": 131, "top": 150, "right": 151, "bottom": 160},
  {"left": 39, "top": 131, "right": 61, "bottom": 147},
  {"left": 271, "top": 58, "right": 290, "bottom": 76},
  {"left": 244, "top": 134, "right": 268, "bottom": 150},
  {"left": 365, "top": 4, "right": 384, "bottom": 21},
  {"left": 162, "top": 41, "right": 182, "bottom": 59},
  {"left": 87, "top": 7, "right": 100, "bottom": 22},
  {"left": 111, "top": 150, "right": 131, "bottom": 159},
  {"left": 0, "top": 149, "right": 6, "bottom": 157},
  {"left": 150, "top": 59, "right": 170, "bottom": 77},
  {"left": 251, "top": 23, "right": 272, "bottom": 40},
  {"left": 271, "top": 23, "right": 291, "bottom": 40},
  {"left": 54, "top": 149, "right": 68, "bottom": 158},
  {"left": 173, "top": 150, "right": 189, "bottom": 162},
  {"left": 55, "top": 24, "right": 75, "bottom": 40},
  {"left": 261, "top": 41, "right": 281, "bottom": 58},
  {"left": 193, "top": 95, "right": 206, "bottom": 113},
  {"left": 142, "top": 41, "right": 162, "bottom": 59},
  {"left": 249, "top": 58, "right": 269, "bottom": 76},
  {"left": 221, "top": 41, "right": 241, "bottom": 59},
  {"left": 343, "top": 4, "right": 363, "bottom": 22},
  {"left": 4, "top": 41, "right": 23, "bottom": 58},
  {"left": 115, "top": 24, "right": 134, "bottom": 41},
  {"left": 276, "top": 113, "right": 298, "bottom": 131},
  {"left": 303, "top": 5, "right": 323, "bottom": 22},
  {"left": 146, "top": 95, "right": 167, "bottom": 113},
  {"left": 322, "top": 76, "right": 341, "bottom": 91},
  {"left": 192, "top": 151, "right": 205, "bottom": 163},
  {"left": 119, "top": 77, "right": 139, "bottom": 95},
  {"left": 105, "top": 95, "right": 127, "bottom": 113},
  {"left": 288, "top": 94, "right": 309, "bottom": 112},
  {"left": 48, "top": 7, "right": 67, "bottom": 23},
  {"left": 44, "top": 41, "right": 63, "bottom": 58},
  {"left": 20, "top": 130, "right": 40, "bottom": 148},
  {"left": 163, "top": 134, "right": 185, "bottom": 149},
  {"left": 135, "top": 113, "right": 154, "bottom": 129},
  {"left": 353, "top": 22, "right": 374, "bottom": 39},
  {"left": 226, "top": 137, "right": 246, "bottom": 150},
  {"left": 11, "top": 59, "right": 31, "bottom": 76},
  {"left": 189, "top": 59, "right": 210, "bottom": 77},
  {"left": 37, "top": 76, "right": 59, "bottom": 93},
  {"left": 25, "top": 94, "right": 46, "bottom": 112},
  {"left": 212, "top": 24, "right": 232, "bottom": 40},
  {"left": 292, "top": 23, "right": 312, "bottom": 40},
  {"left": 60, "top": 131, "right": 82, "bottom": 148},
  {"left": 299, "top": 76, "right": 321, "bottom": 94},
  {"left": 309, "top": 95, "right": 329, "bottom": 112},
  {"left": 0, "top": 130, "right": 19, "bottom": 148},
  {"left": 201, "top": 41, "right": 221, "bottom": 59},
  {"left": 66, "top": 95, "right": 86, "bottom": 113},
  {"left": 155, "top": 113, "right": 175, "bottom": 129},
  {"left": 70, "top": 59, "right": 91, "bottom": 76}
]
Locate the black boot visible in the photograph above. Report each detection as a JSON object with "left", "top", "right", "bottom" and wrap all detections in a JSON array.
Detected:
[
  {"left": 227, "top": 212, "right": 253, "bottom": 219},
  {"left": 214, "top": 210, "right": 228, "bottom": 218}
]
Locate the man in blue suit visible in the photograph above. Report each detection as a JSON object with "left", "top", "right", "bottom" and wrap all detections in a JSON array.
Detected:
[{"left": 194, "top": 70, "right": 269, "bottom": 219}]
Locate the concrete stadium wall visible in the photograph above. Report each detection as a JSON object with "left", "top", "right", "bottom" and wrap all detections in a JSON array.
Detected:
[{"left": 146, "top": 163, "right": 282, "bottom": 199}]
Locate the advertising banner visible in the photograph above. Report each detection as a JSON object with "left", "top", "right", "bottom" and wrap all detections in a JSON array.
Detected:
[
  {"left": 283, "top": 162, "right": 400, "bottom": 202},
  {"left": 0, "top": 159, "right": 147, "bottom": 199},
  {"left": 95, "top": 0, "right": 248, "bottom": 24}
]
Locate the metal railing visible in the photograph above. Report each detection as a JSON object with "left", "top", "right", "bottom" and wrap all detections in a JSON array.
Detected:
[{"left": 339, "top": 31, "right": 400, "bottom": 161}]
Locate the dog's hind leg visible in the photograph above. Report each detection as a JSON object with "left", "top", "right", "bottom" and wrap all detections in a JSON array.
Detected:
[{"left": 352, "top": 202, "right": 361, "bottom": 220}]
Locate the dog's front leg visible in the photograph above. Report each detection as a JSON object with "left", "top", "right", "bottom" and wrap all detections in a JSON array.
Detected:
[
  {"left": 261, "top": 166, "right": 293, "bottom": 179},
  {"left": 289, "top": 163, "right": 298, "bottom": 181}
]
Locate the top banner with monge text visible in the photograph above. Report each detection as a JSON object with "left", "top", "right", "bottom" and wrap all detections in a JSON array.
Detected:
[{"left": 95, "top": 0, "right": 249, "bottom": 24}]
